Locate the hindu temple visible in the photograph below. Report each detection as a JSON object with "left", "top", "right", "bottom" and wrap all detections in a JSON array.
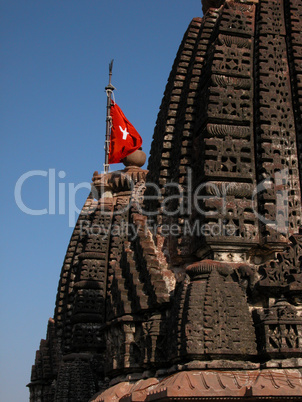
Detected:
[{"left": 28, "top": 0, "right": 302, "bottom": 400}]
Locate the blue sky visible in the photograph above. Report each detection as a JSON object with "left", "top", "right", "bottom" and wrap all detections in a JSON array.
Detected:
[{"left": 1, "top": 1, "right": 203, "bottom": 400}]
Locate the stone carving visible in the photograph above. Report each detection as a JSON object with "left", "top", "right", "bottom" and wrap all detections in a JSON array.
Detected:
[
  {"left": 213, "top": 37, "right": 253, "bottom": 77},
  {"left": 29, "top": 319, "right": 60, "bottom": 401},
  {"left": 79, "top": 259, "right": 106, "bottom": 282},
  {"left": 255, "top": 0, "right": 301, "bottom": 242},
  {"left": 73, "top": 289, "right": 104, "bottom": 315},
  {"left": 177, "top": 260, "right": 257, "bottom": 360},
  {"left": 105, "top": 325, "right": 125, "bottom": 373},
  {"left": 201, "top": 0, "right": 224, "bottom": 14},
  {"left": 258, "top": 233, "right": 302, "bottom": 294},
  {"left": 254, "top": 298, "right": 302, "bottom": 358},
  {"left": 286, "top": 0, "right": 302, "bottom": 197},
  {"left": 29, "top": 1, "right": 302, "bottom": 401},
  {"left": 54, "top": 194, "right": 96, "bottom": 336},
  {"left": 219, "top": 2, "right": 255, "bottom": 36},
  {"left": 207, "top": 123, "right": 250, "bottom": 139},
  {"left": 71, "top": 323, "right": 104, "bottom": 349},
  {"left": 54, "top": 356, "right": 96, "bottom": 402}
]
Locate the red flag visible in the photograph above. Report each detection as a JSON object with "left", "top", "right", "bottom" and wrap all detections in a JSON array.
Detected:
[{"left": 109, "top": 103, "right": 142, "bottom": 164}]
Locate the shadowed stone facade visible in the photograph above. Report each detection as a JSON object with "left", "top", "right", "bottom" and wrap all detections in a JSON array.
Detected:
[{"left": 29, "top": 0, "right": 302, "bottom": 400}]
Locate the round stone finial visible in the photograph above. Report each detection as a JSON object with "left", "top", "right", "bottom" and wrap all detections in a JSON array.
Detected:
[{"left": 122, "top": 148, "right": 146, "bottom": 168}]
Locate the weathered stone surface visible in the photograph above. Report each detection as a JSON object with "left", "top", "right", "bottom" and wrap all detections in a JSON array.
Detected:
[
  {"left": 29, "top": 1, "right": 302, "bottom": 401},
  {"left": 90, "top": 369, "right": 302, "bottom": 401}
]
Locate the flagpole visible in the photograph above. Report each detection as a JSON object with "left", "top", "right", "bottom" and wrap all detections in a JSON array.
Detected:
[{"left": 104, "top": 60, "right": 115, "bottom": 173}]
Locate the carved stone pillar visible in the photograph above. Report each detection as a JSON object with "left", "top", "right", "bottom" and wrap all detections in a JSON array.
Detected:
[{"left": 179, "top": 259, "right": 257, "bottom": 363}]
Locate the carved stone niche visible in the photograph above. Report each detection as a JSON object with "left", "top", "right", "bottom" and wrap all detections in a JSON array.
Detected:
[
  {"left": 92, "top": 166, "right": 147, "bottom": 197},
  {"left": 71, "top": 322, "right": 104, "bottom": 351},
  {"left": 104, "top": 319, "right": 144, "bottom": 376},
  {"left": 179, "top": 259, "right": 257, "bottom": 363},
  {"left": 257, "top": 233, "right": 302, "bottom": 297},
  {"left": 254, "top": 298, "right": 302, "bottom": 359}
]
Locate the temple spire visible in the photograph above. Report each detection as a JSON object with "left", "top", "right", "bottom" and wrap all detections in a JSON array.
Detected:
[{"left": 29, "top": 1, "right": 302, "bottom": 400}]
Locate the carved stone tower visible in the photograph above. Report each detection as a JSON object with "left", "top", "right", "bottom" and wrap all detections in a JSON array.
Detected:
[{"left": 29, "top": 1, "right": 302, "bottom": 401}]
